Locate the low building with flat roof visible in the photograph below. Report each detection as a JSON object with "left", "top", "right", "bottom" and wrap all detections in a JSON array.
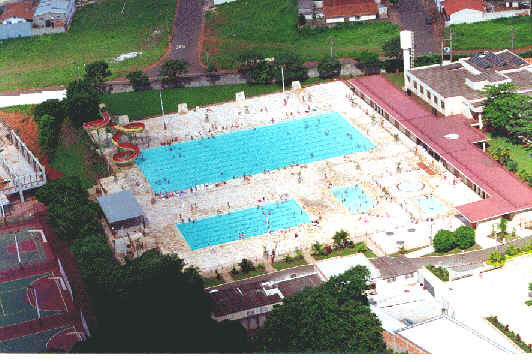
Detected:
[
  {"left": 97, "top": 190, "right": 146, "bottom": 237},
  {"left": 404, "top": 50, "right": 532, "bottom": 124}
]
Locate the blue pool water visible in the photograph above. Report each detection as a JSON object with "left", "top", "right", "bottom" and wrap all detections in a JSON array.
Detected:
[
  {"left": 416, "top": 196, "right": 445, "bottom": 215},
  {"left": 332, "top": 185, "right": 376, "bottom": 213},
  {"left": 177, "top": 200, "right": 310, "bottom": 250},
  {"left": 137, "top": 112, "right": 375, "bottom": 194}
]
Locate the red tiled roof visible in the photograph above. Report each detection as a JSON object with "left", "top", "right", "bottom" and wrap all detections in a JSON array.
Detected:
[
  {"left": 0, "top": 1, "right": 35, "bottom": 22},
  {"left": 323, "top": 0, "right": 378, "bottom": 18},
  {"left": 347, "top": 75, "right": 532, "bottom": 223},
  {"left": 441, "top": 0, "right": 486, "bottom": 15}
]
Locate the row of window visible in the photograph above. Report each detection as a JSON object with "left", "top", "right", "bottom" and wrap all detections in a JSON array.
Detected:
[{"left": 406, "top": 75, "right": 445, "bottom": 111}]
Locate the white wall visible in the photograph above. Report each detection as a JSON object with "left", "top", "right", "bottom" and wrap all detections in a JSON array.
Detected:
[
  {"left": 214, "top": 0, "right": 237, "bottom": 4},
  {"left": 446, "top": 8, "right": 530, "bottom": 25},
  {"left": 348, "top": 14, "right": 377, "bottom": 21},
  {"left": 326, "top": 17, "right": 345, "bottom": 23},
  {"left": 2, "top": 17, "right": 26, "bottom": 25},
  {"left": 0, "top": 89, "right": 66, "bottom": 108}
]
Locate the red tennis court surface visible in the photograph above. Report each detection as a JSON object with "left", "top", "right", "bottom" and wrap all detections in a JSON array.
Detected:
[
  {"left": 26, "top": 275, "right": 65, "bottom": 312},
  {"left": 46, "top": 326, "right": 84, "bottom": 352}
]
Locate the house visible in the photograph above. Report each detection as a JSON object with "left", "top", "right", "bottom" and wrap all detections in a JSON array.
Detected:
[
  {"left": 0, "top": 0, "right": 35, "bottom": 24},
  {"left": 206, "top": 265, "right": 323, "bottom": 333},
  {"left": 33, "top": 0, "right": 75, "bottom": 28},
  {"left": 404, "top": 50, "right": 532, "bottom": 123},
  {"left": 438, "top": 0, "right": 530, "bottom": 25},
  {"left": 322, "top": 0, "right": 380, "bottom": 23}
]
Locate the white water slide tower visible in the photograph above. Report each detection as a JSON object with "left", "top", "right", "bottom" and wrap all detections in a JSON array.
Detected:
[{"left": 400, "top": 30, "right": 414, "bottom": 90}]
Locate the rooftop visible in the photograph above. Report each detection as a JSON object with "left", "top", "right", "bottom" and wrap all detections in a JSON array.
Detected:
[
  {"left": 34, "top": 0, "right": 72, "bottom": 16},
  {"left": 441, "top": 0, "right": 486, "bottom": 15},
  {"left": 323, "top": 0, "right": 378, "bottom": 18},
  {"left": 316, "top": 253, "right": 380, "bottom": 280},
  {"left": 97, "top": 190, "right": 145, "bottom": 224},
  {"left": 0, "top": 1, "right": 35, "bottom": 21},
  {"left": 369, "top": 256, "right": 418, "bottom": 279},
  {"left": 207, "top": 265, "right": 323, "bottom": 317},
  {"left": 408, "top": 50, "right": 532, "bottom": 102},
  {"left": 347, "top": 75, "right": 532, "bottom": 223}
]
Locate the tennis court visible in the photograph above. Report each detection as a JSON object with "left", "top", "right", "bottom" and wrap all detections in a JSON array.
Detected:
[
  {"left": 0, "top": 229, "right": 48, "bottom": 272},
  {"left": 0, "top": 273, "right": 65, "bottom": 328},
  {"left": 0, "top": 325, "right": 82, "bottom": 353}
]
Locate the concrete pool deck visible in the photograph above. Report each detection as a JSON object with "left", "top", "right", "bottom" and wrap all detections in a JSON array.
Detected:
[{"left": 94, "top": 81, "right": 487, "bottom": 272}]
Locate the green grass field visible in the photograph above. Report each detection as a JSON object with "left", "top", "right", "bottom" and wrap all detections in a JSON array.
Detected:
[
  {"left": 0, "top": 0, "right": 176, "bottom": 92},
  {"left": 487, "top": 134, "right": 532, "bottom": 175},
  {"left": 449, "top": 17, "right": 532, "bottom": 50},
  {"left": 103, "top": 83, "right": 285, "bottom": 120},
  {"left": 204, "top": 0, "right": 399, "bottom": 69}
]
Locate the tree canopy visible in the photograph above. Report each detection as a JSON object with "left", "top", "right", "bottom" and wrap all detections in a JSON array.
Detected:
[
  {"left": 433, "top": 229, "right": 456, "bottom": 253},
  {"left": 160, "top": 59, "right": 189, "bottom": 86},
  {"left": 317, "top": 56, "right": 340, "bottom": 79},
  {"left": 256, "top": 266, "right": 386, "bottom": 353},
  {"left": 84, "top": 61, "right": 112, "bottom": 93},
  {"left": 382, "top": 36, "right": 402, "bottom": 60},
  {"left": 482, "top": 83, "right": 532, "bottom": 139},
  {"left": 65, "top": 79, "right": 101, "bottom": 128}
]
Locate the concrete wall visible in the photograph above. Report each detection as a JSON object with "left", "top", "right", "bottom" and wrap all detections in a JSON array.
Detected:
[
  {"left": 446, "top": 9, "right": 530, "bottom": 25},
  {"left": 382, "top": 330, "right": 429, "bottom": 353},
  {"left": 0, "top": 21, "right": 31, "bottom": 40}
]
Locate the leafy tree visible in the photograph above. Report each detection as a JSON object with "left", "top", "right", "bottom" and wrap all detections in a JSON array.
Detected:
[
  {"left": 499, "top": 217, "right": 508, "bottom": 235},
  {"left": 274, "top": 52, "right": 307, "bottom": 84},
  {"left": 65, "top": 79, "right": 101, "bottom": 127},
  {"left": 239, "top": 258, "right": 255, "bottom": 274},
  {"left": 206, "top": 62, "right": 217, "bottom": 73},
  {"left": 317, "top": 56, "right": 340, "bottom": 79},
  {"left": 160, "top": 59, "right": 189, "bottom": 86},
  {"left": 454, "top": 226, "right": 475, "bottom": 250},
  {"left": 256, "top": 266, "right": 386, "bottom": 353},
  {"left": 433, "top": 229, "right": 456, "bottom": 253},
  {"left": 126, "top": 71, "right": 151, "bottom": 92},
  {"left": 311, "top": 241, "right": 325, "bottom": 256},
  {"left": 356, "top": 51, "right": 381, "bottom": 68},
  {"left": 36, "top": 114, "right": 58, "bottom": 158},
  {"left": 33, "top": 99, "right": 66, "bottom": 124},
  {"left": 482, "top": 83, "right": 532, "bottom": 139},
  {"left": 382, "top": 36, "right": 402, "bottom": 60},
  {"left": 298, "top": 14, "right": 306, "bottom": 27},
  {"left": 84, "top": 61, "right": 112, "bottom": 94},
  {"left": 332, "top": 229, "right": 351, "bottom": 249}
]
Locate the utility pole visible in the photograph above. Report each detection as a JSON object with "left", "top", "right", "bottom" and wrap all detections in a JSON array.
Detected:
[
  {"left": 281, "top": 65, "right": 285, "bottom": 94},
  {"left": 511, "top": 27, "right": 515, "bottom": 49}
]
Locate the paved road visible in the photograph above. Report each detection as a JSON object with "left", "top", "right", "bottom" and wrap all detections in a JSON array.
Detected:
[
  {"left": 146, "top": 0, "right": 205, "bottom": 77},
  {"left": 394, "top": 0, "right": 440, "bottom": 56}
]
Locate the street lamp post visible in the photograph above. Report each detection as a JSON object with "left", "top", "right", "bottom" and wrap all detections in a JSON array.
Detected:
[{"left": 281, "top": 65, "right": 285, "bottom": 94}]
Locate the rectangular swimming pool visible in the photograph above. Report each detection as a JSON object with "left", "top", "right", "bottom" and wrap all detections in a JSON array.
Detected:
[
  {"left": 416, "top": 196, "right": 445, "bottom": 215},
  {"left": 137, "top": 112, "right": 375, "bottom": 194},
  {"left": 177, "top": 200, "right": 310, "bottom": 250},
  {"left": 332, "top": 185, "right": 376, "bottom": 213}
]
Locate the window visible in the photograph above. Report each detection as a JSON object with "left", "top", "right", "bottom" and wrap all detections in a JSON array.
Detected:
[
  {"left": 433, "top": 95, "right": 437, "bottom": 104},
  {"left": 413, "top": 81, "right": 417, "bottom": 90},
  {"left": 407, "top": 76, "right": 411, "bottom": 83},
  {"left": 441, "top": 100, "right": 445, "bottom": 109},
  {"left": 420, "top": 85, "right": 424, "bottom": 94},
  {"left": 426, "top": 90, "right": 430, "bottom": 99}
]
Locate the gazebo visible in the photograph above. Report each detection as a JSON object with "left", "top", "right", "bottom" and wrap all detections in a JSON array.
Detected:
[{"left": 97, "top": 190, "right": 145, "bottom": 236}]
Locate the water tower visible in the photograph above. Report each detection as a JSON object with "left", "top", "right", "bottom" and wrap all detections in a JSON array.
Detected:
[{"left": 400, "top": 30, "right": 414, "bottom": 91}]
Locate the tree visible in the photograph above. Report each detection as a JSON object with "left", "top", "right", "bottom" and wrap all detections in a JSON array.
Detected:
[
  {"left": 160, "top": 59, "right": 188, "bottom": 86},
  {"left": 256, "top": 266, "right": 386, "bottom": 353},
  {"left": 317, "top": 56, "right": 340, "bottom": 79},
  {"left": 36, "top": 114, "right": 58, "bottom": 158},
  {"left": 239, "top": 258, "right": 255, "bottom": 273},
  {"left": 84, "top": 61, "right": 112, "bottom": 94},
  {"left": 126, "top": 71, "right": 151, "bottom": 92},
  {"left": 298, "top": 14, "right": 306, "bottom": 27},
  {"left": 357, "top": 51, "right": 381, "bottom": 68},
  {"left": 382, "top": 36, "right": 402, "bottom": 60},
  {"left": 454, "top": 226, "right": 475, "bottom": 250},
  {"left": 482, "top": 83, "right": 532, "bottom": 139},
  {"left": 33, "top": 99, "right": 66, "bottom": 124},
  {"left": 433, "top": 229, "right": 456, "bottom": 253},
  {"left": 332, "top": 229, "right": 351, "bottom": 249},
  {"left": 65, "top": 79, "right": 101, "bottom": 128},
  {"left": 274, "top": 52, "right": 307, "bottom": 84}
]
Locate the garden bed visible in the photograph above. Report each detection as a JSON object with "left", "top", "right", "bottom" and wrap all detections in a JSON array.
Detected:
[
  {"left": 423, "top": 244, "right": 481, "bottom": 257},
  {"left": 273, "top": 257, "right": 307, "bottom": 271},
  {"left": 486, "top": 316, "right": 531, "bottom": 353},
  {"left": 313, "top": 247, "right": 376, "bottom": 261}
]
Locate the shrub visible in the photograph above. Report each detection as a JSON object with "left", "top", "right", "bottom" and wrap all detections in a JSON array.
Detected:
[
  {"left": 231, "top": 265, "right": 239, "bottom": 276},
  {"left": 433, "top": 229, "right": 456, "bottom": 253},
  {"left": 33, "top": 99, "right": 66, "bottom": 123},
  {"left": 355, "top": 51, "right": 380, "bottom": 68},
  {"left": 426, "top": 264, "right": 449, "bottom": 281},
  {"left": 489, "top": 250, "right": 505, "bottom": 264},
  {"left": 239, "top": 258, "right": 255, "bottom": 274},
  {"left": 127, "top": 71, "right": 151, "bottom": 92},
  {"left": 317, "top": 56, "right": 340, "bottom": 79},
  {"left": 454, "top": 226, "right": 475, "bottom": 249},
  {"left": 283, "top": 254, "right": 294, "bottom": 264},
  {"left": 506, "top": 159, "right": 518, "bottom": 172},
  {"left": 311, "top": 241, "right": 324, "bottom": 256},
  {"left": 505, "top": 244, "right": 519, "bottom": 257},
  {"left": 332, "top": 229, "right": 351, "bottom": 249},
  {"left": 273, "top": 52, "right": 307, "bottom": 84}
]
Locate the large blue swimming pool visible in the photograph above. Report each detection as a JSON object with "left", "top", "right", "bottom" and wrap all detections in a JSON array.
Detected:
[
  {"left": 177, "top": 200, "right": 310, "bottom": 250},
  {"left": 332, "top": 185, "right": 376, "bottom": 213},
  {"left": 136, "top": 112, "right": 375, "bottom": 194}
]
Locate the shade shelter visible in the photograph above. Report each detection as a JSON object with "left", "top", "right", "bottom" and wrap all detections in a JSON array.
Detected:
[{"left": 97, "top": 190, "right": 145, "bottom": 236}]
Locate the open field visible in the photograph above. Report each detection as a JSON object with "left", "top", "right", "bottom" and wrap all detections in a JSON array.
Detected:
[
  {"left": 203, "top": 0, "right": 399, "bottom": 69},
  {"left": 449, "top": 17, "right": 532, "bottom": 50},
  {"left": 0, "top": 0, "right": 176, "bottom": 92}
]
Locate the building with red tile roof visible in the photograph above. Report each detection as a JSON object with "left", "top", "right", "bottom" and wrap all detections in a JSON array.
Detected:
[
  {"left": 323, "top": 0, "right": 378, "bottom": 23},
  {"left": 0, "top": 1, "right": 35, "bottom": 24},
  {"left": 347, "top": 75, "right": 532, "bottom": 224},
  {"left": 441, "top": 0, "right": 485, "bottom": 16}
]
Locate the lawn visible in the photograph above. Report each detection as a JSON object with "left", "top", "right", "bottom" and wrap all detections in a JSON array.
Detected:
[
  {"left": 384, "top": 72, "right": 404, "bottom": 89},
  {"left": 51, "top": 122, "right": 110, "bottom": 189},
  {"left": 232, "top": 268, "right": 267, "bottom": 281},
  {"left": 423, "top": 243, "right": 481, "bottom": 257},
  {"left": 313, "top": 247, "right": 376, "bottom": 261},
  {"left": 0, "top": 0, "right": 176, "bottom": 92},
  {"left": 487, "top": 134, "right": 532, "bottom": 175},
  {"left": 272, "top": 256, "right": 307, "bottom": 271},
  {"left": 449, "top": 17, "right": 532, "bottom": 50},
  {"left": 203, "top": 276, "right": 225, "bottom": 288},
  {"left": 102, "top": 83, "right": 285, "bottom": 119},
  {"left": 203, "top": 0, "right": 399, "bottom": 69}
]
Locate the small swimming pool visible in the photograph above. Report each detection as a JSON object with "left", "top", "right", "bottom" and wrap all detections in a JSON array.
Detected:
[
  {"left": 137, "top": 112, "right": 375, "bottom": 194},
  {"left": 416, "top": 196, "right": 445, "bottom": 215},
  {"left": 332, "top": 185, "right": 376, "bottom": 213},
  {"left": 177, "top": 200, "right": 310, "bottom": 250},
  {"left": 397, "top": 180, "right": 425, "bottom": 192}
]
